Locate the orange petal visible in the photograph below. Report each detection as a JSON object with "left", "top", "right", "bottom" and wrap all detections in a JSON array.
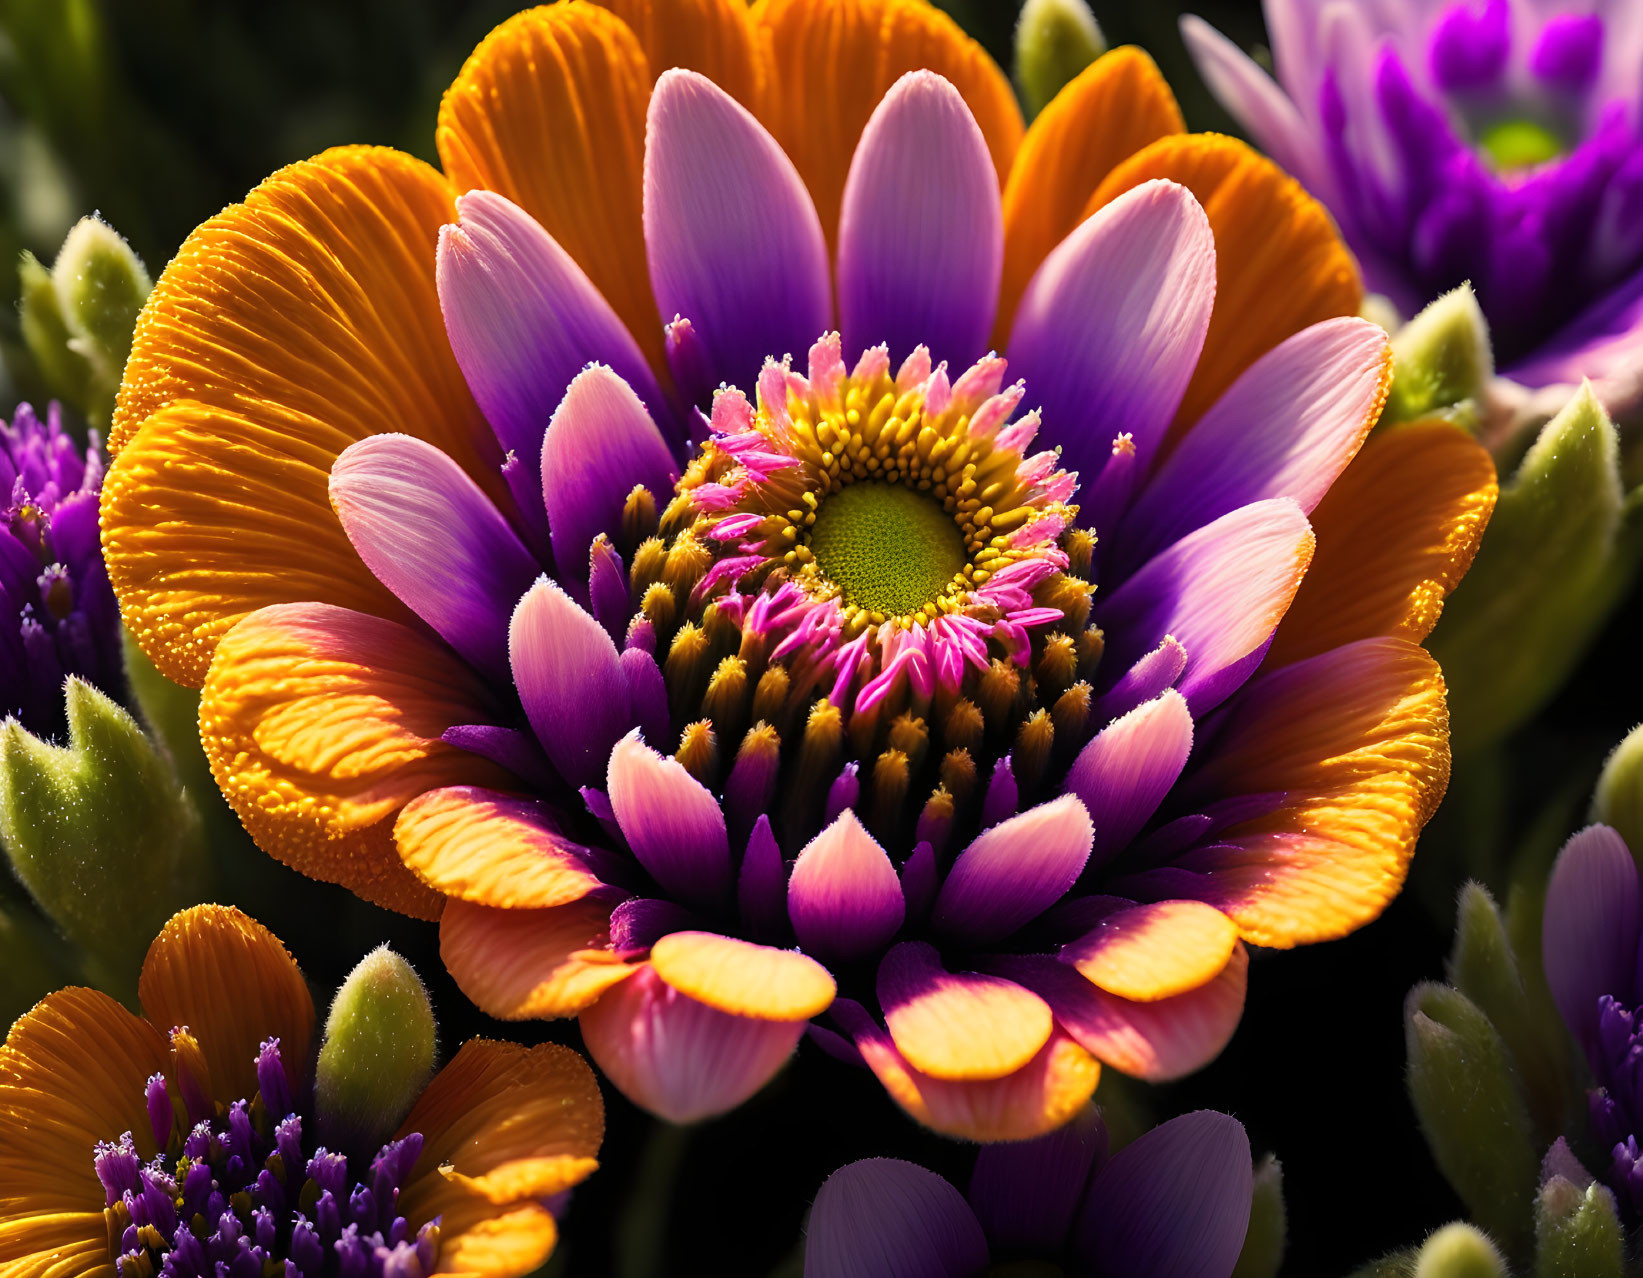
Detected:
[
  {"left": 1167, "top": 636, "right": 1450, "bottom": 947},
  {"left": 1085, "top": 133, "right": 1362, "bottom": 432},
  {"left": 106, "top": 146, "right": 495, "bottom": 688},
  {"left": 395, "top": 786, "right": 608, "bottom": 909},
  {"left": 398, "top": 1040, "right": 602, "bottom": 1230},
  {"left": 432, "top": 1199, "right": 559, "bottom": 1278},
  {"left": 840, "top": 1002, "right": 1099, "bottom": 1143},
  {"left": 0, "top": 988, "right": 169, "bottom": 1272},
  {"left": 878, "top": 942, "right": 1053, "bottom": 1081},
  {"left": 648, "top": 931, "right": 836, "bottom": 1020},
  {"left": 437, "top": 5, "right": 659, "bottom": 370},
  {"left": 754, "top": 0, "right": 1020, "bottom": 248},
  {"left": 136, "top": 906, "right": 314, "bottom": 1103},
  {"left": 199, "top": 603, "right": 507, "bottom": 918},
  {"left": 1058, "top": 900, "right": 1240, "bottom": 1002},
  {"left": 1267, "top": 421, "right": 1499, "bottom": 666},
  {"left": 439, "top": 898, "right": 637, "bottom": 1020},
  {"left": 594, "top": 0, "right": 765, "bottom": 109},
  {"left": 997, "top": 47, "right": 1183, "bottom": 340}
]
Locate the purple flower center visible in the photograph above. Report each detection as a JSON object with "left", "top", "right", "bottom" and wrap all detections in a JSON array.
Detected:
[{"left": 92, "top": 1037, "right": 436, "bottom": 1278}]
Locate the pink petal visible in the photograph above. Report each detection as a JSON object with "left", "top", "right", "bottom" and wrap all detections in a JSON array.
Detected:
[
  {"left": 931, "top": 796, "right": 1094, "bottom": 943},
  {"left": 788, "top": 810, "right": 905, "bottom": 963},
  {"left": 1064, "top": 690, "right": 1194, "bottom": 865},
  {"left": 607, "top": 730, "right": 733, "bottom": 909}
]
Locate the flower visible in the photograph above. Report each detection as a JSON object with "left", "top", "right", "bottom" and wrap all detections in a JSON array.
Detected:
[
  {"left": 103, "top": 0, "right": 1497, "bottom": 1138},
  {"left": 1183, "top": 0, "right": 1643, "bottom": 416},
  {"left": 1542, "top": 823, "right": 1643, "bottom": 1214},
  {"left": 0, "top": 904, "right": 603, "bottom": 1277},
  {"left": 803, "top": 1106, "right": 1255, "bottom": 1277},
  {"left": 3, "top": 402, "right": 121, "bottom": 736}
]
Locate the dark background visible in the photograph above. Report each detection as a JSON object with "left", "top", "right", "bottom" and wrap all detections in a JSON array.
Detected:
[{"left": 4, "top": 2, "right": 1633, "bottom": 1274}]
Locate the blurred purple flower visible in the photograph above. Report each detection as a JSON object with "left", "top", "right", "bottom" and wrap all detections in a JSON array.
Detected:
[
  {"left": 1185, "top": 0, "right": 1643, "bottom": 413},
  {"left": 803, "top": 1106, "right": 1253, "bottom": 1277},
  {"left": 2, "top": 402, "right": 122, "bottom": 735}
]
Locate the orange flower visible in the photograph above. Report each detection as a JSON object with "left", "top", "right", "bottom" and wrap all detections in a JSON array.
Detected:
[
  {"left": 0, "top": 906, "right": 602, "bottom": 1278},
  {"left": 102, "top": 0, "right": 1498, "bottom": 1139}
]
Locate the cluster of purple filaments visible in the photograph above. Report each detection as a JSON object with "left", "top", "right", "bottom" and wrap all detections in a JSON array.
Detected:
[
  {"left": 1586, "top": 994, "right": 1643, "bottom": 1212},
  {"left": 91, "top": 1038, "right": 437, "bottom": 1278},
  {"left": 1317, "top": 0, "right": 1643, "bottom": 364},
  {"left": 2, "top": 400, "right": 123, "bottom": 735}
]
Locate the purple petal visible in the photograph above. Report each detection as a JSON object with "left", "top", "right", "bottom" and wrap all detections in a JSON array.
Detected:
[
  {"left": 969, "top": 1105, "right": 1105, "bottom": 1255},
  {"left": 644, "top": 69, "right": 830, "bottom": 390},
  {"left": 330, "top": 434, "right": 539, "bottom": 680},
  {"left": 1543, "top": 824, "right": 1641, "bottom": 1060},
  {"left": 437, "top": 190, "right": 673, "bottom": 470},
  {"left": 542, "top": 365, "right": 677, "bottom": 597},
  {"left": 1097, "top": 498, "right": 1313, "bottom": 714},
  {"left": 610, "top": 898, "right": 699, "bottom": 951},
  {"left": 931, "top": 796, "right": 1094, "bottom": 944},
  {"left": 805, "top": 1159, "right": 989, "bottom": 1278},
  {"left": 837, "top": 70, "right": 1002, "bottom": 368},
  {"left": 1065, "top": 690, "right": 1194, "bottom": 866},
  {"left": 607, "top": 730, "right": 733, "bottom": 908},
  {"left": 1006, "top": 179, "right": 1215, "bottom": 487},
  {"left": 1119, "top": 317, "right": 1389, "bottom": 566},
  {"left": 1073, "top": 1110, "right": 1252, "bottom": 1277},
  {"left": 509, "top": 577, "right": 632, "bottom": 789},
  {"left": 788, "top": 810, "right": 905, "bottom": 963},
  {"left": 1092, "top": 636, "right": 1189, "bottom": 725},
  {"left": 738, "top": 815, "right": 788, "bottom": 940}
]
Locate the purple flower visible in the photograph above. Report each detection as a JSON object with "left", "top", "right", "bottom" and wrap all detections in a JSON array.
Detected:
[
  {"left": 804, "top": 1106, "right": 1254, "bottom": 1277},
  {"left": 1185, "top": 0, "right": 1643, "bottom": 412},
  {"left": 1542, "top": 823, "right": 1643, "bottom": 1211},
  {"left": 2, "top": 401, "right": 122, "bottom": 735}
]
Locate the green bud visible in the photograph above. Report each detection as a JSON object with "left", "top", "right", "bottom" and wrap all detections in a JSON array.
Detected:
[
  {"left": 1431, "top": 385, "right": 1643, "bottom": 756},
  {"left": 1414, "top": 1224, "right": 1507, "bottom": 1278},
  {"left": 1534, "top": 1176, "right": 1622, "bottom": 1278},
  {"left": 316, "top": 946, "right": 437, "bottom": 1158},
  {"left": 1347, "top": 1250, "right": 1418, "bottom": 1278},
  {"left": 53, "top": 216, "right": 149, "bottom": 379},
  {"left": 1405, "top": 984, "right": 1537, "bottom": 1254},
  {"left": 0, "top": 679, "right": 208, "bottom": 996},
  {"left": 1592, "top": 723, "right": 1643, "bottom": 860},
  {"left": 1231, "top": 1155, "right": 1285, "bottom": 1278},
  {"left": 1013, "top": 0, "right": 1106, "bottom": 119},
  {"left": 1384, "top": 286, "right": 1493, "bottom": 429},
  {"left": 17, "top": 251, "right": 96, "bottom": 410}
]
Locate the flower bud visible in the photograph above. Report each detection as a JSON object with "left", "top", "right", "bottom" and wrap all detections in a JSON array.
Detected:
[
  {"left": 1347, "top": 1250, "right": 1417, "bottom": 1278},
  {"left": 1431, "top": 384, "right": 1637, "bottom": 756},
  {"left": 0, "top": 678, "right": 208, "bottom": 994},
  {"left": 1592, "top": 723, "right": 1643, "bottom": 860},
  {"left": 1414, "top": 1224, "right": 1507, "bottom": 1278},
  {"left": 1534, "top": 1174, "right": 1622, "bottom": 1278},
  {"left": 1230, "top": 1155, "right": 1285, "bottom": 1278},
  {"left": 1405, "top": 983, "right": 1537, "bottom": 1254},
  {"left": 316, "top": 946, "right": 437, "bottom": 1158},
  {"left": 1013, "top": 0, "right": 1106, "bottom": 119},
  {"left": 1384, "top": 286, "right": 1493, "bottom": 429},
  {"left": 17, "top": 253, "right": 94, "bottom": 411}
]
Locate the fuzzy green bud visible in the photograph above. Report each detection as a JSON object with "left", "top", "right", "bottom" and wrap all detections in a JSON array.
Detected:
[
  {"left": 1230, "top": 1155, "right": 1285, "bottom": 1278},
  {"left": 316, "top": 946, "right": 437, "bottom": 1158},
  {"left": 17, "top": 251, "right": 95, "bottom": 410},
  {"left": 0, "top": 678, "right": 208, "bottom": 994},
  {"left": 1348, "top": 1251, "right": 1418, "bottom": 1278},
  {"left": 1384, "top": 286, "right": 1493, "bottom": 429},
  {"left": 1431, "top": 384, "right": 1643, "bottom": 756},
  {"left": 1592, "top": 724, "right": 1643, "bottom": 861},
  {"left": 1414, "top": 1224, "right": 1507, "bottom": 1278},
  {"left": 1405, "top": 984, "right": 1537, "bottom": 1254},
  {"left": 1013, "top": 0, "right": 1105, "bottom": 119},
  {"left": 1534, "top": 1175, "right": 1623, "bottom": 1278}
]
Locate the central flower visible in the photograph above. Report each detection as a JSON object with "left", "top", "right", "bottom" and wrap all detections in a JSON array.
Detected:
[{"left": 102, "top": 3, "right": 1497, "bottom": 1143}]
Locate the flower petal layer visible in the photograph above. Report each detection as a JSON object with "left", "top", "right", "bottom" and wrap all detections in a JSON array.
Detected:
[
  {"left": 395, "top": 786, "right": 607, "bottom": 909},
  {"left": 878, "top": 942, "right": 1054, "bottom": 1081},
  {"left": 837, "top": 69, "right": 1002, "bottom": 367},
  {"left": 997, "top": 47, "right": 1183, "bottom": 336},
  {"left": 606, "top": 731, "right": 734, "bottom": 907},
  {"left": 1060, "top": 900, "right": 1240, "bottom": 1003},
  {"left": 437, "top": 5, "right": 659, "bottom": 367},
  {"left": 1064, "top": 691, "right": 1194, "bottom": 864},
  {"left": 1266, "top": 422, "right": 1498, "bottom": 666},
  {"left": 930, "top": 796, "right": 1094, "bottom": 943},
  {"left": 1543, "top": 825, "right": 1641, "bottom": 1059},
  {"left": 579, "top": 964, "right": 806, "bottom": 1122},
  {"left": 597, "top": 0, "right": 765, "bottom": 109},
  {"left": 439, "top": 898, "right": 636, "bottom": 1021},
  {"left": 787, "top": 809, "right": 906, "bottom": 963},
  {"left": 968, "top": 1105, "right": 1105, "bottom": 1256},
  {"left": 200, "top": 603, "right": 505, "bottom": 918},
  {"left": 805, "top": 1158, "right": 990, "bottom": 1278},
  {"left": 137, "top": 905, "right": 314, "bottom": 1102},
  {"left": 1087, "top": 132, "right": 1361, "bottom": 430},
  {"left": 106, "top": 147, "right": 494, "bottom": 687},
  {"left": 649, "top": 930, "right": 836, "bottom": 1020}
]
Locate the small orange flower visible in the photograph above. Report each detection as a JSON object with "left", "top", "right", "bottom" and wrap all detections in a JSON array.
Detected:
[{"left": 0, "top": 906, "right": 603, "bottom": 1278}]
